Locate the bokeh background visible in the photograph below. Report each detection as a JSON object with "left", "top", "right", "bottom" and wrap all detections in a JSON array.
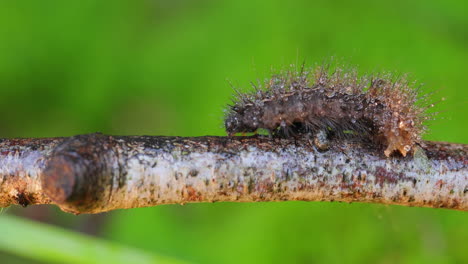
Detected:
[{"left": 0, "top": 0, "right": 467, "bottom": 263}]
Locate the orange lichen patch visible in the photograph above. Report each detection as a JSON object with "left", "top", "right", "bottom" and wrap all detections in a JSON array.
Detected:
[
  {"left": 0, "top": 176, "right": 46, "bottom": 208},
  {"left": 183, "top": 186, "right": 203, "bottom": 201}
]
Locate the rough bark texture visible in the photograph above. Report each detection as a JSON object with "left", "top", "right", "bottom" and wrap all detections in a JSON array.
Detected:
[{"left": 0, "top": 133, "right": 466, "bottom": 214}]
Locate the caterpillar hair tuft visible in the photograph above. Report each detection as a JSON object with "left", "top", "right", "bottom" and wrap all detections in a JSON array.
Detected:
[{"left": 224, "top": 64, "right": 434, "bottom": 157}]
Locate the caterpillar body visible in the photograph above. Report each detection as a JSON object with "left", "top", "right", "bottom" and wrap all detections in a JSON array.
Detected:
[{"left": 224, "top": 65, "right": 432, "bottom": 157}]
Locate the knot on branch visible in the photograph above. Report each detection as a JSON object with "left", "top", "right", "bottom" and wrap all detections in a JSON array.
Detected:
[{"left": 41, "top": 133, "right": 116, "bottom": 214}]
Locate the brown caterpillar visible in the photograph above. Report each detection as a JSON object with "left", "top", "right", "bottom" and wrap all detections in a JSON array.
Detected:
[{"left": 224, "top": 64, "right": 433, "bottom": 157}]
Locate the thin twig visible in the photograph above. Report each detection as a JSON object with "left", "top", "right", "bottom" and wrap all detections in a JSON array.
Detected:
[{"left": 0, "top": 133, "right": 466, "bottom": 214}]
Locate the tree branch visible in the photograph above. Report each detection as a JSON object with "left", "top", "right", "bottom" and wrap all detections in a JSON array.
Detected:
[{"left": 0, "top": 133, "right": 466, "bottom": 214}]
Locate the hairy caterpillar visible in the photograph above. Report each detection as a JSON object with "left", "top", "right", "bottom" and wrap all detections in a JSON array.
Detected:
[{"left": 225, "top": 64, "right": 433, "bottom": 157}]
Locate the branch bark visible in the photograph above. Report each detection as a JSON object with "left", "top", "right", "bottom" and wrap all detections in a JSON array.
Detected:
[{"left": 0, "top": 133, "right": 466, "bottom": 214}]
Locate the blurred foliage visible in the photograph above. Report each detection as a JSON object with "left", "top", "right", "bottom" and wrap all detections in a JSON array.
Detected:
[
  {"left": 0, "top": 0, "right": 467, "bottom": 263},
  {"left": 0, "top": 215, "right": 186, "bottom": 264}
]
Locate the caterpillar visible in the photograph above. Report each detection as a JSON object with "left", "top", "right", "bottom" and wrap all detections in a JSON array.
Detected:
[{"left": 224, "top": 64, "right": 433, "bottom": 157}]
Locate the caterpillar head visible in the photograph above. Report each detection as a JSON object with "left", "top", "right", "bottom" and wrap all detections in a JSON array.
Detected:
[{"left": 225, "top": 105, "right": 262, "bottom": 136}]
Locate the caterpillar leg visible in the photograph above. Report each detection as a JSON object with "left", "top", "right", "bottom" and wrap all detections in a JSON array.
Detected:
[{"left": 313, "top": 129, "right": 330, "bottom": 151}]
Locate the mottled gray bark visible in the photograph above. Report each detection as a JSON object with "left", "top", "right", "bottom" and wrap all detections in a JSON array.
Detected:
[{"left": 0, "top": 133, "right": 466, "bottom": 214}]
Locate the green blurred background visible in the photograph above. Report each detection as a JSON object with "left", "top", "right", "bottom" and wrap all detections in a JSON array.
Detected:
[{"left": 0, "top": 0, "right": 467, "bottom": 263}]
